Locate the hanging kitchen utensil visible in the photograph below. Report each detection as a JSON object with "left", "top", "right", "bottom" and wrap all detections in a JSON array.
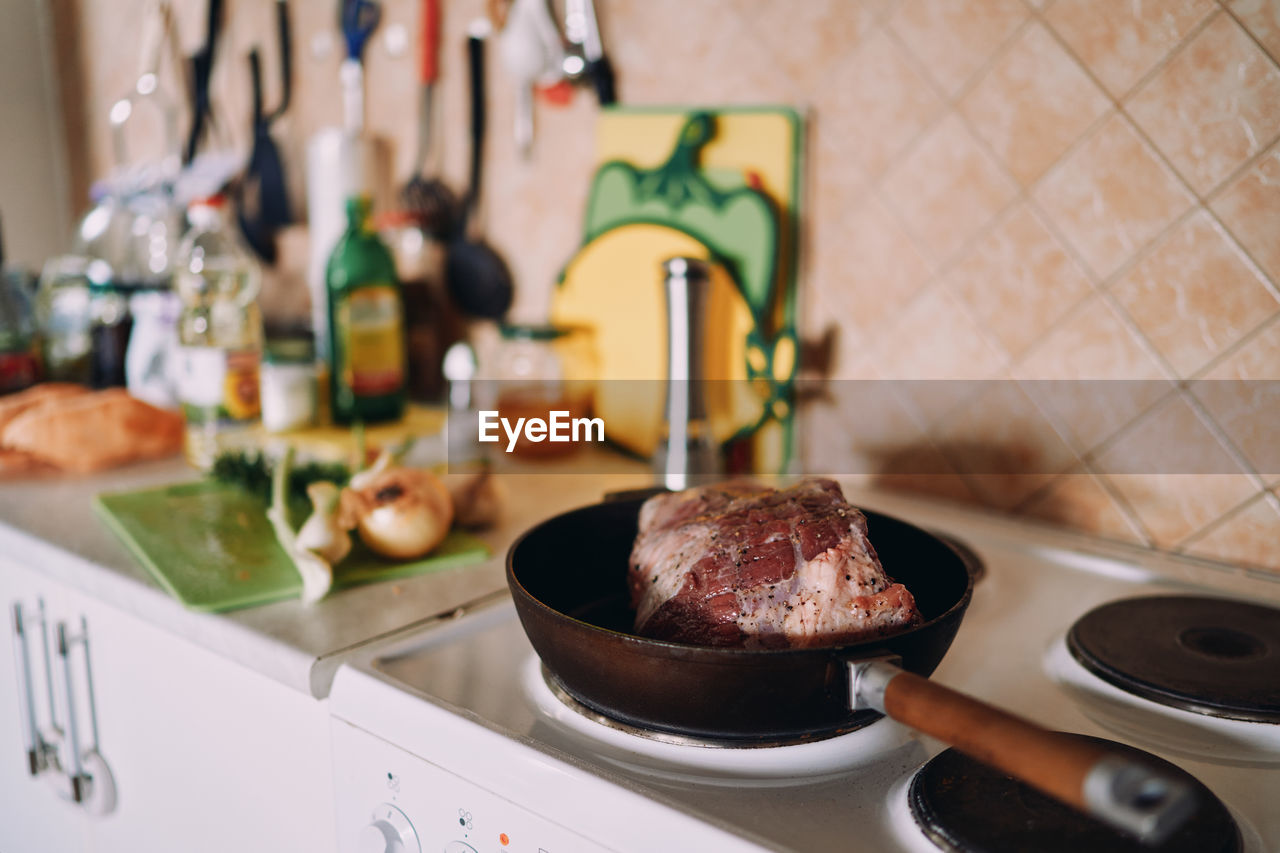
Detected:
[
  {"left": 562, "top": 0, "right": 615, "bottom": 105},
  {"left": 400, "top": 0, "right": 456, "bottom": 235},
  {"left": 340, "top": 0, "right": 381, "bottom": 133},
  {"left": 497, "top": 0, "right": 565, "bottom": 158},
  {"left": 446, "top": 24, "right": 514, "bottom": 320},
  {"left": 109, "top": 0, "right": 185, "bottom": 185},
  {"left": 184, "top": 0, "right": 224, "bottom": 164},
  {"left": 506, "top": 496, "right": 1199, "bottom": 846},
  {"left": 307, "top": 0, "right": 392, "bottom": 364},
  {"left": 238, "top": 0, "right": 294, "bottom": 264}
]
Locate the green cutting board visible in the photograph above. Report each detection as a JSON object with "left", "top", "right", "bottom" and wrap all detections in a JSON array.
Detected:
[{"left": 93, "top": 480, "right": 490, "bottom": 612}]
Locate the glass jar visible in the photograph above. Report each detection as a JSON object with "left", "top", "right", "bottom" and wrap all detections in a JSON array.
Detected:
[
  {"left": 261, "top": 336, "right": 317, "bottom": 433},
  {"left": 481, "top": 323, "right": 598, "bottom": 458},
  {"left": 35, "top": 256, "right": 94, "bottom": 384}
]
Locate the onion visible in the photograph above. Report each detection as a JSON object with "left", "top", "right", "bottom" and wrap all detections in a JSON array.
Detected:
[{"left": 351, "top": 467, "right": 453, "bottom": 559}]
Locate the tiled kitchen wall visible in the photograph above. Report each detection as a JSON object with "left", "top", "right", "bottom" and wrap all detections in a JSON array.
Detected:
[{"left": 67, "top": 0, "right": 1280, "bottom": 573}]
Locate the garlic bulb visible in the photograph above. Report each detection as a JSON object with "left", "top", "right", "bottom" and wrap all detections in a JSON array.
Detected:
[{"left": 295, "top": 482, "right": 352, "bottom": 566}]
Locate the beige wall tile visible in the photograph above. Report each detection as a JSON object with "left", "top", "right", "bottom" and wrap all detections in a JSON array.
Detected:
[
  {"left": 1096, "top": 395, "right": 1258, "bottom": 545},
  {"left": 1181, "top": 492, "right": 1280, "bottom": 571},
  {"left": 1126, "top": 12, "right": 1280, "bottom": 196},
  {"left": 737, "top": 0, "right": 880, "bottom": 93},
  {"left": 874, "top": 470, "right": 981, "bottom": 504},
  {"left": 1044, "top": 0, "right": 1216, "bottom": 98},
  {"left": 604, "top": 0, "right": 787, "bottom": 104},
  {"left": 1203, "top": 315, "right": 1280, "bottom": 380},
  {"left": 1211, "top": 141, "right": 1280, "bottom": 287},
  {"left": 1014, "top": 294, "right": 1172, "bottom": 453},
  {"left": 886, "top": 0, "right": 1029, "bottom": 97},
  {"left": 805, "top": 143, "right": 870, "bottom": 339},
  {"left": 1013, "top": 295, "right": 1166, "bottom": 380},
  {"left": 818, "top": 194, "right": 934, "bottom": 343},
  {"left": 1020, "top": 469, "right": 1149, "bottom": 544},
  {"left": 874, "top": 284, "right": 1007, "bottom": 380},
  {"left": 824, "top": 28, "right": 945, "bottom": 178},
  {"left": 1033, "top": 114, "right": 1195, "bottom": 280},
  {"left": 961, "top": 22, "right": 1110, "bottom": 187},
  {"left": 1111, "top": 211, "right": 1280, "bottom": 377},
  {"left": 1228, "top": 0, "right": 1280, "bottom": 66},
  {"left": 1195, "top": 318, "right": 1280, "bottom": 476},
  {"left": 946, "top": 202, "right": 1094, "bottom": 360},
  {"left": 929, "top": 380, "right": 1079, "bottom": 508},
  {"left": 802, "top": 376, "right": 932, "bottom": 471},
  {"left": 1102, "top": 473, "right": 1260, "bottom": 547},
  {"left": 881, "top": 114, "right": 1019, "bottom": 263}
]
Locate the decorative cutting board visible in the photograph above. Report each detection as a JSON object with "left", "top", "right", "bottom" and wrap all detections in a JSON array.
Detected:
[
  {"left": 554, "top": 222, "right": 763, "bottom": 455},
  {"left": 93, "top": 480, "right": 489, "bottom": 612},
  {"left": 552, "top": 107, "right": 803, "bottom": 471}
]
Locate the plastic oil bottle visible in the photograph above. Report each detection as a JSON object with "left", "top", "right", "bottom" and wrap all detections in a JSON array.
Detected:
[
  {"left": 173, "top": 195, "right": 264, "bottom": 469},
  {"left": 326, "top": 196, "right": 406, "bottom": 424}
]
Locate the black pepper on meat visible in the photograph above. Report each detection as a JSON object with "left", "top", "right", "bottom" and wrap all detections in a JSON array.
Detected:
[{"left": 627, "top": 479, "right": 923, "bottom": 650}]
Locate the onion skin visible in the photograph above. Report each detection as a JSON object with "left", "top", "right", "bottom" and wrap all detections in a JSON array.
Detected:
[{"left": 353, "top": 468, "right": 453, "bottom": 559}]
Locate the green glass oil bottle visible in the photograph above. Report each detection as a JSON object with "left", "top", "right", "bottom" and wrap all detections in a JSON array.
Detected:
[{"left": 326, "top": 197, "right": 407, "bottom": 424}]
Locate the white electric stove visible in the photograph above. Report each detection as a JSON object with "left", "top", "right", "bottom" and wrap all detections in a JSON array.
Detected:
[{"left": 328, "top": 492, "right": 1280, "bottom": 853}]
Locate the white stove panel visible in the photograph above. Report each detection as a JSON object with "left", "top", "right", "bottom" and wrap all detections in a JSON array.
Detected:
[
  {"left": 333, "top": 718, "right": 610, "bottom": 853},
  {"left": 329, "top": 667, "right": 781, "bottom": 852}
]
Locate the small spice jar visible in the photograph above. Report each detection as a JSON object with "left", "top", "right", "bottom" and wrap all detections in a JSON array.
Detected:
[{"left": 260, "top": 336, "right": 317, "bottom": 433}]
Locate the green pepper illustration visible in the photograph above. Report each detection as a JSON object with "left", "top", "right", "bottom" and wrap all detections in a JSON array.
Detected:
[{"left": 582, "top": 112, "right": 779, "bottom": 322}]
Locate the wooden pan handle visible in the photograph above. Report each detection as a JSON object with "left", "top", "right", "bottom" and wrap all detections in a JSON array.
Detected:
[{"left": 849, "top": 660, "right": 1196, "bottom": 844}]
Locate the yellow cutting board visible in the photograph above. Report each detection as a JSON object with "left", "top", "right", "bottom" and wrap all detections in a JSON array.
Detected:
[
  {"left": 552, "top": 108, "right": 802, "bottom": 461},
  {"left": 553, "top": 223, "right": 763, "bottom": 456}
]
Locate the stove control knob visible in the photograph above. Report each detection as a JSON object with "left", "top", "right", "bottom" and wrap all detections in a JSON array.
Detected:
[{"left": 358, "top": 803, "right": 420, "bottom": 853}]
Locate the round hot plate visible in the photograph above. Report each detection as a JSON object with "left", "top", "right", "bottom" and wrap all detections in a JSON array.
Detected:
[
  {"left": 1066, "top": 596, "right": 1280, "bottom": 724},
  {"left": 908, "top": 735, "right": 1241, "bottom": 853}
]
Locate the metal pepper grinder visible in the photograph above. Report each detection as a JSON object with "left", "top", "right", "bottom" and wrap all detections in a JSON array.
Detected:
[{"left": 654, "top": 257, "right": 721, "bottom": 490}]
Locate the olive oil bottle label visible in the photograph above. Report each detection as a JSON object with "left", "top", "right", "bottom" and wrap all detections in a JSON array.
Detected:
[
  {"left": 177, "top": 346, "right": 262, "bottom": 424},
  {"left": 335, "top": 285, "right": 405, "bottom": 396}
]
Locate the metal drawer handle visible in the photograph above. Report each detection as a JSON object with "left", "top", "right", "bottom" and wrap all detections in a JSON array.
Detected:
[
  {"left": 10, "top": 601, "right": 63, "bottom": 779},
  {"left": 53, "top": 617, "right": 116, "bottom": 816}
]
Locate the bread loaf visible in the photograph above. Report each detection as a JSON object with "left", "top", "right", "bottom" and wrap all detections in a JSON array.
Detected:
[
  {"left": 2, "top": 388, "right": 184, "bottom": 473},
  {"left": 0, "top": 383, "right": 91, "bottom": 434},
  {"left": 0, "top": 449, "right": 53, "bottom": 478}
]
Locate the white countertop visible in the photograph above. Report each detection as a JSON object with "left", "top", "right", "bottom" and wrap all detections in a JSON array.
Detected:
[
  {"left": 0, "top": 452, "right": 653, "bottom": 698},
  {"left": 5, "top": 448, "right": 1275, "bottom": 701}
]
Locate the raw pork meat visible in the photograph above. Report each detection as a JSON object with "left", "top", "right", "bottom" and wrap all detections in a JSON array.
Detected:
[{"left": 629, "top": 479, "right": 922, "bottom": 649}]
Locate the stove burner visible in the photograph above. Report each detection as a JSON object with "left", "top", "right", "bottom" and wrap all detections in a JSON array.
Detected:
[
  {"left": 1066, "top": 596, "right": 1280, "bottom": 724},
  {"left": 522, "top": 657, "right": 919, "bottom": 784},
  {"left": 908, "top": 735, "right": 1241, "bottom": 853},
  {"left": 540, "top": 665, "right": 877, "bottom": 748}
]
